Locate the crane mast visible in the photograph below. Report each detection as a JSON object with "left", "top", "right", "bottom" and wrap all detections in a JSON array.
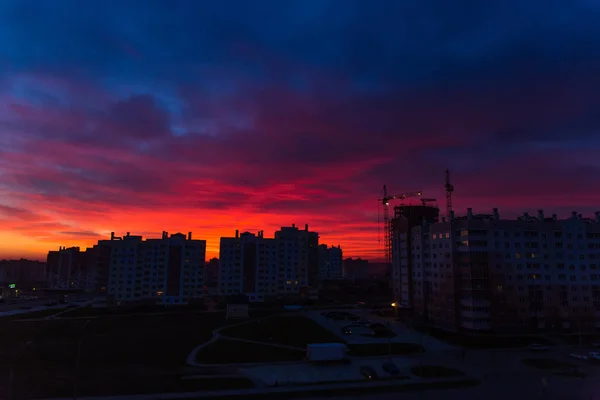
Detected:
[{"left": 445, "top": 169, "right": 454, "bottom": 219}]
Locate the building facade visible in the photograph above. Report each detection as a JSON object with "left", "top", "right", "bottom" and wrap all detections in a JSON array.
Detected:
[
  {"left": 219, "top": 230, "right": 278, "bottom": 302},
  {"left": 274, "top": 224, "right": 319, "bottom": 293},
  {"left": 106, "top": 231, "right": 206, "bottom": 305},
  {"left": 205, "top": 257, "right": 219, "bottom": 295},
  {"left": 390, "top": 204, "right": 440, "bottom": 311},
  {"left": 342, "top": 258, "right": 370, "bottom": 280},
  {"left": 318, "top": 244, "right": 343, "bottom": 279},
  {"left": 0, "top": 259, "right": 46, "bottom": 285},
  {"left": 398, "top": 208, "right": 600, "bottom": 334},
  {"left": 46, "top": 246, "right": 84, "bottom": 289},
  {"left": 218, "top": 224, "right": 321, "bottom": 302}
]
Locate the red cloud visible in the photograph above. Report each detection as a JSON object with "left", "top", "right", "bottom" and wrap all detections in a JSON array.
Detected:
[{"left": 1, "top": 65, "right": 600, "bottom": 261}]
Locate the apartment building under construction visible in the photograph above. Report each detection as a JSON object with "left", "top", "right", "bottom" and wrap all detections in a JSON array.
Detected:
[{"left": 392, "top": 207, "right": 600, "bottom": 334}]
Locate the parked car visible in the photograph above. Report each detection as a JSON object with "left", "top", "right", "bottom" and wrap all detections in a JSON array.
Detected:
[
  {"left": 382, "top": 362, "right": 400, "bottom": 376},
  {"left": 359, "top": 366, "right": 378, "bottom": 380},
  {"left": 528, "top": 343, "right": 549, "bottom": 352}
]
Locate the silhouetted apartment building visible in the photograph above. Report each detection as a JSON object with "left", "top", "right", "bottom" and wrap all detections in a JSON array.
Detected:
[
  {"left": 82, "top": 242, "right": 112, "bottom": 293},
  {"left": 275, "top": 224, "right": 320, "bottom": 293},
  {"left": 397, "top": 208, "right": 600, "bottom": 334},
  {"left": 105, "top": 231, "right": 206, "bottom": 305},
  {"left": 390, "top": 204, "right": 440, "bottom": 311},
  {"left": 219, "top": 230, "right": 278, "bottom": 302},
  {"left": 318, "top": 244, "right": 343, "bottom": 279},
  {"left": 46, "top": 246, "right": 84, "bottom": 289},
  {"left": 47, "top": 243, "right": 111, "bottom": 293},
  {"left": 343, "top": 258, "right": 369, "bottom": 280},
  {"left": 205, "top": 257, "right": 219, "bottom": 294},
  {"left": 0, "top": 259, "right": 46, "bottom": 285},
  {"left": 218, "top": 224, "right": 320, "bottom": 302}
]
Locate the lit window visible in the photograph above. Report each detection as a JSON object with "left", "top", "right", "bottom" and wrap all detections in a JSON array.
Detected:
[{"left": 516, "top": 253, "right": 521, "bottom": 259}]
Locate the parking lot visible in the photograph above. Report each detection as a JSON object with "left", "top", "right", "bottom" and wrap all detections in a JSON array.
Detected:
[{"left": 306, "top": 309, "right": 454, "bottom": 352}]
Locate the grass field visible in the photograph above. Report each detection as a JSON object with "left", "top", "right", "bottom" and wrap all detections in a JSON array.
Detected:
[
  {"left": 0, "top": 308, "right": 293, "bottom": 398},
  {"left": 55, "top": 303, "right": 210, "bottom": 318},
  {"left": 0, "top": 311, "right": 241, "bottom": 398},
  {"left": 2, "top": 308, "right": 431, "bottom": 397},
  {"left": 219, "top": 316, "right": 342, "bottom": 348}
]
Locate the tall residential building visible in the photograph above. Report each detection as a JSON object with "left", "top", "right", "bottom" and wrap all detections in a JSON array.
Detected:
[
  {"left": 219, "top": 230, "right": 278, "bottom": 302},
  {"left": 0, "top": 259, "right": 46, "bottom": 287},
  {"left": 274, "top": 224, "right": 319, "bottom": 292},
  {"left": 205, "top": 257, "right": 219, "bottom": 291},
  {"left": 82, "top": 243, "right": 112, "bottom": 293},
  {"left": 106, "top": 231, "right": 206, "bottom": 305},
  {"left": 390, "top": 204, "right": 440, "bottom": 310},
  {"left": 218, "top": 224, "right": 321, "bottom": 302},
  {"left": 46, "top": 246, "right": 84, "bottom": 289},
  {"left": 400, "top": 208, "right": 600, "bottom": 334},
  {"left": 318, "top": 244, "right": 343, "bottom": 279}
]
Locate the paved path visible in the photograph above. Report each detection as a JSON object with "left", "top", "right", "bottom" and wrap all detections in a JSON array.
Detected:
[
  {"left": 186, "top": 314, "right": 306, "bottom": 368},
  {"left": 37, "top": 376, "right": 476, "bottom": 400},
  {"left": 303, "top": 373, "right": 597, "bottom": 400}
]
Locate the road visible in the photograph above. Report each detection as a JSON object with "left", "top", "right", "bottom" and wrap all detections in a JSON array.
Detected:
[
  {"left": 299, "top": 374, "right": 596, "bottom": 399},
  {"left": 293, "top": 338, "right": 600, "bottom": 400}
]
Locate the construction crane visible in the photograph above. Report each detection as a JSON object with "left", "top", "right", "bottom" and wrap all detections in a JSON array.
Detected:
[
  {"left": 445, "top": 169, "right": 454, "bottom": 219},
  {"left": 379, "top": 186, "right": 423, "bottom": 264},
  {"left": 420, "top": 198, "right": 437, "bottom": 206}
]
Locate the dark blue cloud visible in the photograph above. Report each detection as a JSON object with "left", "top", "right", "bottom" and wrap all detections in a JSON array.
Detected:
[{"left": 1, "top": 0, "right": 598, "bottom": 90}]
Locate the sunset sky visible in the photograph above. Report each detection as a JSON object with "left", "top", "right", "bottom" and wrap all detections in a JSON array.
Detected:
[{"left": 1, "top": 0, "right": 599, "bottom": 261}]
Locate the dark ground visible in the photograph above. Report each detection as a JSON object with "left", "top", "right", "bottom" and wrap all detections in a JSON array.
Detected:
[
  {"left": 196, "top": 339, "right": 306, "bottom": 364},
  {"left": 219, "top": 316, "right": 342, "bottom": 348},
  {"left": 0, "top": 310, "right": 277, "bottom": 399},
  {"left": 413, "top": 325, "right": 556, "bottom": 349},
  {"left": 348, "top": 343, "right": 424, "bottom": 357}
]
